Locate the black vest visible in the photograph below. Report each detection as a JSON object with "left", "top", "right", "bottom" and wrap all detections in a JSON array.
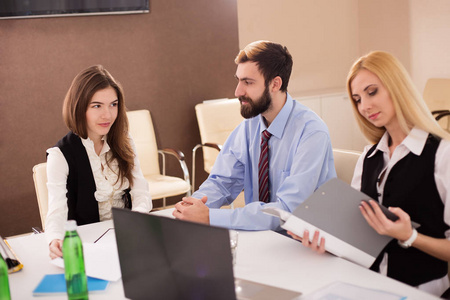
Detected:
[
  {"left": 361, "top": 134, "right": 449, "bottom": 286},
  {"left": 56, "top": 132, "right": 100, "bottom": 225}
]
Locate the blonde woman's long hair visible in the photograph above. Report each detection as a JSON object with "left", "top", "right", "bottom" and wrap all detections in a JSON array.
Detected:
[{"left": 346, "top": 51, "right": 450, "bottom": 144}]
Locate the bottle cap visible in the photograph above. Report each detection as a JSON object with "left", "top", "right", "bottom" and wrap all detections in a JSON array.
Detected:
[{"left": 64, "top": 220, "right": 78, "bottom": 231}]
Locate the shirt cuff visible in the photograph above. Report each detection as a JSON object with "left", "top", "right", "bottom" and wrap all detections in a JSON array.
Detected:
[
  {"left": 209, "top": 208, "right": 232, "bottom": 229},
  {"left": 45, "top": 230, "right": 64, "bottom": 245},
  {"left": 132, "top": 205, "right": 150, "bottom": 213},
  {"left": 130, "top": 191, "right": 152, "bottom": 213}
]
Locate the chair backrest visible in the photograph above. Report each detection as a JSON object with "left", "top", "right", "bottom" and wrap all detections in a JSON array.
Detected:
[
  {"left": 195, "top": 99, "right": 243, "bottom": 173},
  {"left": 423, "top": 78, "right": 450, "bottom": 112},
  {"left": 32, "top": 162, "right": 48, "bottom": 230},
  {"left": 332, "top": 149, "right": 362, "bottom": 185},
  {"left": 126, "top": 109, "right": 160, "bottom": 176}
]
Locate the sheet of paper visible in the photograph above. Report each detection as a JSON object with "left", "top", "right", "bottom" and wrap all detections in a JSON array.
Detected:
[
  {"left": 51, "top": 240, "right": 121, "bottom": 281},
  {"left": 262, "top": 206, "right": 376, "bottom": 268},
  {"left": 260, "top": 207, "right": 291, "bottom": 223},
  {"left": 281, "top": 213, "right": 375, "bottom": 268},
  {"left": 150, "top": 207, "right": 176, "bottom": 218},
  {"left": 302, "top": 281, "right": 406, "bottom": 300}
]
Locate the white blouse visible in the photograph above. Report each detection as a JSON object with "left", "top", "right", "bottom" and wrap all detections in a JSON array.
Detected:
[
  {"left": 351, "top": 127, "right": 450, "bottom": 296},
  {"left": 45, "top": 134, "right": 152, "bottom": 244}
]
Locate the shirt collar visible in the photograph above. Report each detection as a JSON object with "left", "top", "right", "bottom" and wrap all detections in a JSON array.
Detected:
[
  {"left": 368, "top": 127, "right": 428, "bottom": 158},
  {"left": 259, "top": 92, "right": 293, "bottom": 139},
  {"left": 402, "top": 127, "right": 429, "bottom": 155},
  {"left": 81, "top": 135, "right": 110, "bottom": 155}
]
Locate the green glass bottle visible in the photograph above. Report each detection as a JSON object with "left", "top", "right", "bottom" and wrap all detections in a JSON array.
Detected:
[
  {"left": 0, "top": 253, "right": 11, "bottom": 300},
  {"left": 63, "top": 220, "right": 88, "bottom": 300}
]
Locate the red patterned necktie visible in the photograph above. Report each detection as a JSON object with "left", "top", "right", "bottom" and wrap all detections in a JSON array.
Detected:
[{"left": 258, "top": 130, "right": 272, "bottom": 203}]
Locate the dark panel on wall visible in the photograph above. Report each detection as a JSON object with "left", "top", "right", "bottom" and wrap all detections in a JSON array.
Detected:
[{"left": 0, "top": 0, "right": 239, "bottom": 237}]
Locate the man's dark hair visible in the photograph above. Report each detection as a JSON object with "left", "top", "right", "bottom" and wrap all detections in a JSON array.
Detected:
[{"left": 235, "top": 40, "right": 293, "bottom": 91}]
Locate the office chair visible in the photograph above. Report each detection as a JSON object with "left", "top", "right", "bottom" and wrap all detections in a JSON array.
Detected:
[
  {"left": 192, "top": 98, "right": 244, "bottom": 208},
  {"left": 192, "top": 98, "right": 243, "bottom": 191},
  {"left": 423, "top": 78, "right": 450, "bottom": 132},
  {"left": 32, "top": 162, "right": 48, "bottom": 230},
  {"left": 332, "top": 149, "right": 362, "bottom": 185},
  {"left": 126, "top": 109, "right": 191, "bottom": 208}
]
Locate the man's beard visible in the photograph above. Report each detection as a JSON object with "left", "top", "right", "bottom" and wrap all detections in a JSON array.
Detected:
[{"left": 239, "top": 85, "right": 272, "bottom": 119}]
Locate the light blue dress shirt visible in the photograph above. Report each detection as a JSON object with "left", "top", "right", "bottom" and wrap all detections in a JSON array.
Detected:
[{"left": 193, "top": 93, "right": 336, "bottom": 231}]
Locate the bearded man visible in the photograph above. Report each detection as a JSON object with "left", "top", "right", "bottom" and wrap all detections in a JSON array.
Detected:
[{"left": 173, "top": 40, "right": 336, "bottom": 231}]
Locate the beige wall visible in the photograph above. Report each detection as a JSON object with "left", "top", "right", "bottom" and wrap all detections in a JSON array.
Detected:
[
  {"left": 237, "top": 0, "right": 359, "bottom": 96},
  {"left": 237, "top": 0, "right": 450, "bottom": 95},
  {"left": 358, "top": 0, "right": 411, "bottom": 72},
  {"left": 410, "top": 0, "right": 450, "bottom": 93}
]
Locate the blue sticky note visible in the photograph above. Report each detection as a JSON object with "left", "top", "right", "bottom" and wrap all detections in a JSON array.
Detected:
[{"left": 33, "top": 274, "right": 109, "bottom": 295}]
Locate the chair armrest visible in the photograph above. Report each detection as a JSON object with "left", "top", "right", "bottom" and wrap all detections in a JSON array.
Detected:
[
  {"left": 202, "top": 143, "right": 222, "bottom": 152},
  {"left": 191, "top": 143, "right": 223, "bottom": 193},
  {"left": 432, "top": 109, "right": 450, "bottom": 116},
  {"left": 158, "top": 148, "right": 191, "bottom": 197},
  {"left": 435, "top": 110, "right": 450, "bottom": 121},
  {"left": 160, "top": 148, "right": 185, "bottom": 161}
]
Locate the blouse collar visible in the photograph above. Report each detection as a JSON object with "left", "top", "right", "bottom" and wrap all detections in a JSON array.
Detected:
[
  {"left": 368, "top": 127, "right": 428, "bottom": 158},
  {"left": 81, "top": 135, "right": 110, "bottom": 156}
]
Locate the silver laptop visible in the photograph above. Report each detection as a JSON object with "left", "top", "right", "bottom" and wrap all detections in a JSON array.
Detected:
[{"left": 112, "top": 208, "right": 301, "bottom": 300}]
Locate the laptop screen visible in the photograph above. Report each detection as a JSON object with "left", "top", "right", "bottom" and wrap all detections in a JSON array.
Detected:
[{"left": 112, "top": 208, "right": 236, "bottom": 300}]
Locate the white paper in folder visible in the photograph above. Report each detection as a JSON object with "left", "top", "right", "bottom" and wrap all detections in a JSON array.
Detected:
[{"left": 263, "top": 178, "right": 420, "bottom": 268}]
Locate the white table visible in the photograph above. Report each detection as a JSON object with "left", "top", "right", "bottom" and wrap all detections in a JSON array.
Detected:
[
  {"left": 6, "top": 210, "right": 440, "bottom": 300},
  {"left": 7, "top": 220, "right": 123, "bottom": 300}
]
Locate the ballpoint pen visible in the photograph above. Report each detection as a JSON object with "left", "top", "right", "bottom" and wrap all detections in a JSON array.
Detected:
[{"left": 31, "top": 227, "right": 43, "bottom": 234}]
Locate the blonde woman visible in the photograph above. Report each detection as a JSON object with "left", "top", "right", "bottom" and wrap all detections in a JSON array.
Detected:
[{"left": 289, "top": 51, "right": 450, "bottom": 296}]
